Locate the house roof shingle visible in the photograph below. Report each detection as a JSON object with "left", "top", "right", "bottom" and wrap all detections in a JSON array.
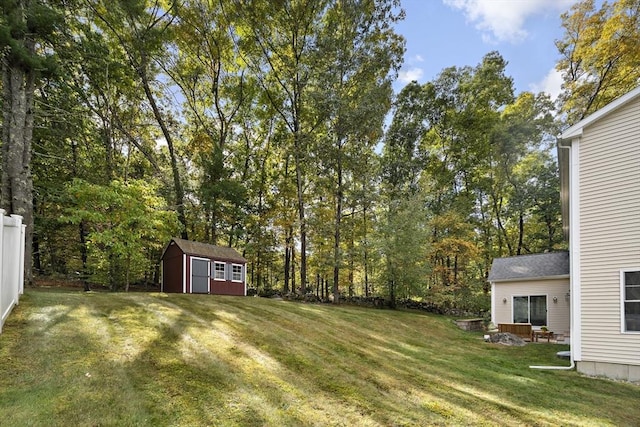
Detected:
[
  {"left": 488, "top": 252, "right": 569, "bottom": 282},
  {"left": 169, "top": 238, "right": 247, "bottom": 263}
]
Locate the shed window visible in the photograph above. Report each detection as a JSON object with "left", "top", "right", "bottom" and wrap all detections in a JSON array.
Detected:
[
  {"left": 622, "top": 270, "right": 640, "bottom": 332},
  {"left": 513, "top": 295, "right": 546, "bottom": 326},
  {"left": 213, "top": 262, "right": 225, "bottom": 281},
  {"left": 232, "top": 264, "right": 243, "bottom": 282}
]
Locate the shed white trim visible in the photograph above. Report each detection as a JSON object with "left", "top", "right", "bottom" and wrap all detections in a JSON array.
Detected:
[
  {"left": 182, "top": 254, "right": 187, "bottom": 294},
  {"left": 190, "top": 256, "right": 211, "bottom": 294},
  {"left": 212, "top": 261, "right": 226, "bottom": 281},
  {"left": 231, "top": 263, "right": 243, "bottom": 283}
]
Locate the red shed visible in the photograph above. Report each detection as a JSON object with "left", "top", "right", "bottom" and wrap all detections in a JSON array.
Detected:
[{"left": 161, "top": 238, "right": 247, "bottom": 296}]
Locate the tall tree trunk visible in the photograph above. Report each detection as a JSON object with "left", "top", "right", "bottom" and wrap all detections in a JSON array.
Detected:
[
  {"left": 291, "top": 240, "right": 296, "bottom": 293},
  {"left": 1, "top": 62, "right": 35, "bottom": 286},
  {"left": 389, "top": 278, "right": 396, "bottom": 309},
  {"left": 138, "top": 65, "right": 188, "bottom": 240},
  {"left": 90, "top": 1, "right": 187, "bottom": 238},
  {"left": 79, "top": 221, "right": 89, "bottom": 291},
  {"left": 492, "top": 194, "right": 513, "bottom": 256},
  {"left": 546, "top": 216, "right": 555, "bottom": 252},
  {"left": 284, "top": 227, "right": 292, "bottom": 294},
  {"left": 333, "top": 146, "right": 343, "bottom": 304},
  {"left": 363, "top": 201, "right": 369, "bottom": 297},
  {"left": 517, "top": 212, "right": 525, "bottom": 255},
  {"left": 125, "top": 253, "right": 131, "bottom": 292},
  {"left": 293, "top": 131, "right": 307, "bottom": 294},
  {"left": 71, "top": 138, "right": 89, "bottom": 291},
  {"left": 348, "top": 228, "right": 354, "bottom": 298}
]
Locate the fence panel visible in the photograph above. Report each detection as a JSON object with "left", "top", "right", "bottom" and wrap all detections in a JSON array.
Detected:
[{"left": 0, "top": 209, "right": 25, "bottom": 333}]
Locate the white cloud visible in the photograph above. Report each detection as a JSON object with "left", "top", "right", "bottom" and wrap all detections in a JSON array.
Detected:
[
  {"left": 444, "top": 0, "right": 575, "bottom": 44},
  {"left": 398, "top": 67, "right": 424, "bottom": 83},
  {"left": 530, "top": 68, "right": 563, "bottom": 100},
  {"left": 415, "top": 54, "right": 425, "bottom": 62}
]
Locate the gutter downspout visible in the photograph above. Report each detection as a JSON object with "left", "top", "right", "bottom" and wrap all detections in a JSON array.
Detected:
[
  {"left": 530, "top": 142, "right": 574, "bottom": 371},
  {"left": 530, "top": 359, "right": 574, "bottom": 370}
]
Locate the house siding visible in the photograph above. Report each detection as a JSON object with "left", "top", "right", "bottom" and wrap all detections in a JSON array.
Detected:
[
  {"left": 578, "top": 95, "right": 640, "bottom": 367},
  {"left": 492, "top": 278, "right": 570, "bottom": 337}
]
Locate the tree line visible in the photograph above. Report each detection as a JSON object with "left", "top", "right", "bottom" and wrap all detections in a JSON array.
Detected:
[{"left": 1, "top": 0, "right": 638, "bottom": 310}]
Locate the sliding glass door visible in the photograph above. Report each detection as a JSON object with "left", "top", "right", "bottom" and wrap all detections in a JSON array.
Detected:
[{"left": 513, "top": 295, "right": 547, "bottom": 326}]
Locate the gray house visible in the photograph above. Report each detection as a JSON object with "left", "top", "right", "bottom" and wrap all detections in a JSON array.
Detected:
[{"left": 489, "top": 252, "right": 570, "bottom": 338}]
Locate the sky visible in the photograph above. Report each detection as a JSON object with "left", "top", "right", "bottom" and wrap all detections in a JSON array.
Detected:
[{"left": 392, "top": 0, "right": 581, "bottom": 99}]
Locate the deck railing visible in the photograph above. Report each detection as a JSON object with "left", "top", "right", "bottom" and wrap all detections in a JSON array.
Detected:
[{"left": 0, "top": 209, "right": 26, "bottom": 333}]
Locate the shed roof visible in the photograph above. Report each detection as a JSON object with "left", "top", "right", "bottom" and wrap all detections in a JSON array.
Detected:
[
  {"left": 166, "top": 238, "right": 247, "bottom": 263},
  {"left": 488, "top": 252, "right": 569, "bottom": 282}
]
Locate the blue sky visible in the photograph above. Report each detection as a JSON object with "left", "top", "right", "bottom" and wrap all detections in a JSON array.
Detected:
[{"left": 392, "top": 0, "right": 582, "bottom": 99}]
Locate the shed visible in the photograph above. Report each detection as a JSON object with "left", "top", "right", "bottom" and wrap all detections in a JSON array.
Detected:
[
  {"left": 489, "top": 252, "right": 570, "bottom": 339},
  {"left": 161, "top": 238, "right": 247, "bottom": 296}
]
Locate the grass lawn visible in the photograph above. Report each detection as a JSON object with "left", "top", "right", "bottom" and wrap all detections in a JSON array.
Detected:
[{"left": 0, "top": 289, "right": 638, "bottom": 426}]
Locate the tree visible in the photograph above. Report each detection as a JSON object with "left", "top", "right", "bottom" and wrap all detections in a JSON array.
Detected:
[
  {"left": 488, "top": 91, "right": 558, "bottom": 256},
  {"left": 557, "top": 0, "right": 640, "bottom": 123},
  {"left": 382, "top": 52, "right": 561, "bottom": 310},
  {"left": 380, "top": 81, "right": 429, "bottom": 307},
  {"left": 313, "top": 0, "right": 404, "bottom": 303},
  {"left": 420, "top": 52, "right": 513, "bottom": 289},
  {"left": 167, "top": 0, "right": 249, "bottom": 244},
  {"left": 65, "top": 179, "right": 179, "bottom": 290},
  {"left": 0, "top": 0, "right": 62, "bottom": 285},
  {"left": 377, "top": 194, "right": 430, "bottom": 307},
  {"left": 235, "top": 0, "right": 331, "bottom": 294},
  {"left": 88, "top": 0, "right": 189, "bottom": 238}
]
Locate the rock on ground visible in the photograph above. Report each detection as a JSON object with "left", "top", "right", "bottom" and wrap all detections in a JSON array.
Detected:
[{"left": 488, "top": 332, "right": 526, "bottom": 346}]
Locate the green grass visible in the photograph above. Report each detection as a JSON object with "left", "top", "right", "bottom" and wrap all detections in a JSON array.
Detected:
[{"left": 0, "top": 289, "right": 638, "bottom": 426}]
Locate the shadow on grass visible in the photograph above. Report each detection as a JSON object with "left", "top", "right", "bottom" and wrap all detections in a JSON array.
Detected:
[{"left": 2, "top": 290, "right": 639, "bottom": 426}]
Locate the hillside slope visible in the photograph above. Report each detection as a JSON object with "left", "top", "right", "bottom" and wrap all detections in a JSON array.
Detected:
[{"left": 0, "top": 290, "right": 637, "bottom": 426}]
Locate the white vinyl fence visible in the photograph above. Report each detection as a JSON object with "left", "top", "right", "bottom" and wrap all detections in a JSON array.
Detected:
[{"left": 0, "top": 209, "right": 26, "bottom": 333}]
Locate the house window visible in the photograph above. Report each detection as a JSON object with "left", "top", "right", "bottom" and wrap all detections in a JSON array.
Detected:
[
  {"left": 232, "top": 264, "right": 243, "bottom": 282},
  {"left": 213, "top": 262, "right": 225, "bottom": 281},
  {"left": 622, "top": 270, "right": 640, "bottom": 332},
  {"left": 513, "top": 295, "right": 547, "bottom": 326}
]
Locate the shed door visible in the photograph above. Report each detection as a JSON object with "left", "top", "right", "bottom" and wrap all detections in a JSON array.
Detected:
[{"left": 191, "top": 258, "right": 210, "bottom": 294}]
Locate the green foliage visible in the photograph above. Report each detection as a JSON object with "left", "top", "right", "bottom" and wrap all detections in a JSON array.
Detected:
[
  {"left": 64, "top": 179, "right": 179, "bottom": 289},
  {"left": 381, "top": 52, "right": 562, "bottom": 310},
  {"left": 15, "top": 1, "right": 570, "bottom": 306},
  {"left": 377, "top": 193, "right": 430, "bottom": 304},
  {"left": 0, "top": 0, "right": 62, "bottom": 73},
  {"left": 557, "top": 0, "right": 640, "bottom": 122}
]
